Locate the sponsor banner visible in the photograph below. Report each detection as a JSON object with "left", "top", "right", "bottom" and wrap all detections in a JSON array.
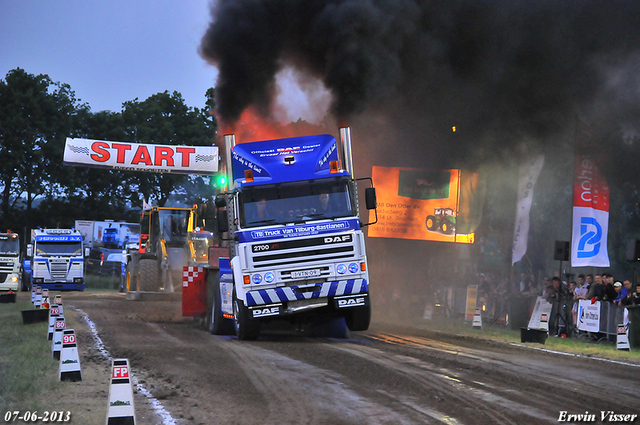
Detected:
[
  {"left": 571, "top": 155, "right": 610, "bottom": 267},
  {"left": 527, "top": 296, "right": 554, "bottom": 330},
  {"left": 512, "top": 155, "right": 545, "bottom": 265},
  {"left": 64, "top": 138, "right": 218, "bottom": 175},
  {"left": 571, "top": 207, "right": 610, "bottom": 267},
  {"left": 237, "top": 218, "right": 360, "bottom": 242},
  {"left": 577, "top": 299, "right": 601, "bottom": 332},
  {"left": 368, "top": 167, "right": 476, "bottom": 243}
]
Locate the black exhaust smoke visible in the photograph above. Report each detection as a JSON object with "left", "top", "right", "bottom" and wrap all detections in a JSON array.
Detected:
[{"left": 201, "top": 0, "right": 640, "bottom": 148}]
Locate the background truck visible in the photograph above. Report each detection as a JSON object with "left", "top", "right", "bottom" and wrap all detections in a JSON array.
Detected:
[
  {"left": 184, "top": 127, "right": 377, "bottom": 340},
  {"left": 25, "top": 228, "right": 87, "bottom": 291},
  {"left": 102, "top": 227, "right": 119, "bottom": 248},
  {"left": 0, "top": 231, "right": 21, "bottom": 293}
]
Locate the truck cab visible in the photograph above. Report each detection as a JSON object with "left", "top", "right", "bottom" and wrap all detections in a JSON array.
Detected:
[
  {"left": 26, "top": 229, "right": 86, "bottom": 291},
  {"left": 207, "top": 128, "right": 376, "bottom": 340},
  {"left": 0, "top": 231, "right": 21, "bottom": 293}
]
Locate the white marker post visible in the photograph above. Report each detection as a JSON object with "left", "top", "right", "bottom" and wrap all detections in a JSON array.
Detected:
[
  {"left": 51, "top": 316, "right": 66, "bottom": 360},
  {"left": 59, "top": 329, "right": 82, "bottom": 382},
  {"left": 617, "top": 323, "right": 630, "bottom": 351},
  {"left": 472, "top": 308, "right": 483, "bottom": 330},
  {"left": 47, "top": 305, "right": 60, "bottom": 340},
  {"left": 34, "top": 286, "right": 42, "bottom": 309},
  {"left": 106, "top": 359, "right": 136, "bottom": 424}
]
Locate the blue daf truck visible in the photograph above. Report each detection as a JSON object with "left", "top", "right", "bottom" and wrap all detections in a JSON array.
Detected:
[{"left": 187, "top": 127, "right": 377, "bottom": 340}]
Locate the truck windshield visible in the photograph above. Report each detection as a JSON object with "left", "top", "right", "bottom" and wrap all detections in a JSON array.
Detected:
[
  {"left": 241, "top": 178, "right": 355, "bottom": 227},
  {"left": 35, "top": 242, "right": 82, "bottom": 256},
  {"left": 0, "top": 238, "right": 19, "bottom": 255}
]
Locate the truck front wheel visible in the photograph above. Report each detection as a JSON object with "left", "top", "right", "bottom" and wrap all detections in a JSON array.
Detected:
[
  {"left": 208, "top": 275, "right": 234, "bottom": 335},
  {"left": 233, "top": 298, "right": 261, "bottom": 340},
  {"left": 345, "top": 304, "right": 371, "bottom": 331}
]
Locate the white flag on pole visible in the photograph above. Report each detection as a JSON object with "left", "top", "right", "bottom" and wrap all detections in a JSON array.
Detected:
[{"left": 512, "top": 155, "right": 545, "bottom": 265}]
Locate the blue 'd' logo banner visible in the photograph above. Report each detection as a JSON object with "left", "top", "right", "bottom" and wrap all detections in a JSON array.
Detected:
[
  {"left": 571, "top": 207, "right": 610, "bottom": 267},
  {"left": 577, "top": 217, "right": 602, "bottom": 258},
  {"left": 237, "top": 218, "right": 361, "bottom": 243}
]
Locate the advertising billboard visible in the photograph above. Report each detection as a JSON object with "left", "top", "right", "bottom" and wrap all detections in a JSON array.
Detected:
[{"left": 368, "top": 167, "right": 481, "bottom": 243}]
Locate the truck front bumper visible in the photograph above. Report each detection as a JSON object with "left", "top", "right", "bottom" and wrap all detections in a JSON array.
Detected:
[{"left": 244, "top": 279, "right": 369, "bottom": 319}]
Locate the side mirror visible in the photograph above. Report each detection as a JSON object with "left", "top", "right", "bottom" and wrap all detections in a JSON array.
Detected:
[
  {"left": 26, "top": 244, "right": 33, "bottom": 258},
  {"left": 217, "top": 209, "right": 229, "bottom": 233},
  {"left": 215, "top": 197, "right": 227, "bottom": 208},
  {"left": 84, "top": 247, "right": 90, "bottom": 257},
  {"left": 365, "top": 187, "right": 377, "bottom": 210}
]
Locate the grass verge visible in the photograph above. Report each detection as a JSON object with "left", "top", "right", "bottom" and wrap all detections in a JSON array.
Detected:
[
  {"left": 0, "top": 299, "right": 67, "bottom": 411},
  {"left": 406, "top": 315, "right": 640, "bottom": 363},
  {"left": 0, "top": 294, "right": 110, "bottom": 423}
]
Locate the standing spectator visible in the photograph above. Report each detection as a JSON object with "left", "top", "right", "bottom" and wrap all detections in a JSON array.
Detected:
[
  {"left": 586, "top": 274, "right": 605, "bottom": 301},
  {"left": 603, "top": 274, "right": 617, "bottom": 302},
  {"left": 615, "top": 280, "right": 632, "bottom": 306},
  {"left": 631, "top": 285, "right": 640, "bottom": 305},
  {"left": 575, "top": 274, "right": 589, "bottom": 300},
  {"left": 586, "top": 274, "right": 594, "bottom": 290},
  {"left": 517, "top": 272, "right": 531, "bottom": 294},
  {"left": 545, "top": 277, "right": 567, "bottom": 335},
  {"left": 573, "top": 275, "right": 588, "bottom": 329}
]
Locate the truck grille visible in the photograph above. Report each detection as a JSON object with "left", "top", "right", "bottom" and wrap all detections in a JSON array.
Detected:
[
  {"left": 0, "top": 273, "right": 7, "bottom": 282},
  {"left": 50, "top": 262, "right": 68, "bottom": 280},
  {"left": 0, "top": 261, "right": 13, "bottom": 271},
  {"left": 249, "top": 233, "right": 357, "bottom": 272}
]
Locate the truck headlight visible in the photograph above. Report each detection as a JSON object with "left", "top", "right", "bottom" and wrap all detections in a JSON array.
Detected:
[
  {"left": 10, "top": 276, "right": 18, "bottom": 283},
  {"left": 264, "top": 272, "right": 275, "bottom": 283},
  {"left": 348, "top": 263, "right": 359, "bottom": 274},
  {"left": 336, "top": 264, "right": 347, "bottom": 274},
  {"left": 252, "top": 274, "right": 263, "bottom": 284}
]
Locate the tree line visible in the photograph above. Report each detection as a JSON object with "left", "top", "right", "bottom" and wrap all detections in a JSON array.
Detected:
[{"left": 0, "top": 68, "right": 220, "bottom": 236}]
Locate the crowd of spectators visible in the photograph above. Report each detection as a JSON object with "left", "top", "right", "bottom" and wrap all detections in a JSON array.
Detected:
[{"left": 474, "top": 270, "right": 640, "bottom": 336}]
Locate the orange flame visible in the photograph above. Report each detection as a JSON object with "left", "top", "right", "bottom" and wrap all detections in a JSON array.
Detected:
[{"left": 215, "top": 107, "right": 324, "bottom": 144}]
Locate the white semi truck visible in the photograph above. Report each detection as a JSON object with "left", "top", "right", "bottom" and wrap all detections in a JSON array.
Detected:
[
  {"left": 26, "top": 228, "right": 87, "bottom": 291},
  {"left": 0, "top": 231, "right": 21, "bottom": 293}
]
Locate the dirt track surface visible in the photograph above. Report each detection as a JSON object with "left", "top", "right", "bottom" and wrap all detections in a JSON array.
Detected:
[{"left": 59, "top": 291, "right": 640, "bottom": 425}]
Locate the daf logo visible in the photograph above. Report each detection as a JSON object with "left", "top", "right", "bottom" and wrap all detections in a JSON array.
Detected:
[
  {"left": 324, "top": 235, "right": 352, "bottom": 244},
  {"left": 252, "top": 307, "right": 280, "bottom": 317},
  {"left": 338, "top": 297, "right": 365, "bottom": 307}
]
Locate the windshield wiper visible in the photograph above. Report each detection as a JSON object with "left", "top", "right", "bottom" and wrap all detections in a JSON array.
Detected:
[{"left": 248, "top": 219, "right": 277, "bottom": 225}]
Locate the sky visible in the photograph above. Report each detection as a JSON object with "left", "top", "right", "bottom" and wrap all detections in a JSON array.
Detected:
[{"left": 0, "top": 1, "right": 323, "bottom": 122}]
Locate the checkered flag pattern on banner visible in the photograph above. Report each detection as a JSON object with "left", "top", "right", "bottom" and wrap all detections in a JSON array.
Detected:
[
  {"left": 183, "top": 267, "right": 203, "bottom": 283},
  {"left": 195, "top": 154, "right": 215, "bottom": 163},
  {"left": 68, "top": 144, "right": 90, "bottom": 155}
]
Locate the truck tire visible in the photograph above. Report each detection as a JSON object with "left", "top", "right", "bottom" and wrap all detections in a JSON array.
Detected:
[
  {"left": 139, "top": 259, "right": 160, "bottom": 292},
  {"left": 426, "top": 215, "right": 437, "bottom": 231},
  {"left": 208, "top": 274, "right": 234, "bottom": 335},
  {"left": 345, "top": 304, "right": 371, "bottom": 331},
  {"left": 233, "top": 298, "right": 261, "bottom": 340}
]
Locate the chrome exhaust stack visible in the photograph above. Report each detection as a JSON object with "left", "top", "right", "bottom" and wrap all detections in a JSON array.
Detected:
[
  {"left": 223, "top": 134, "right": 236, "bottom": 188},
  {"left": 339, "top": 127, "right": 354, "bottom": 177}
]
